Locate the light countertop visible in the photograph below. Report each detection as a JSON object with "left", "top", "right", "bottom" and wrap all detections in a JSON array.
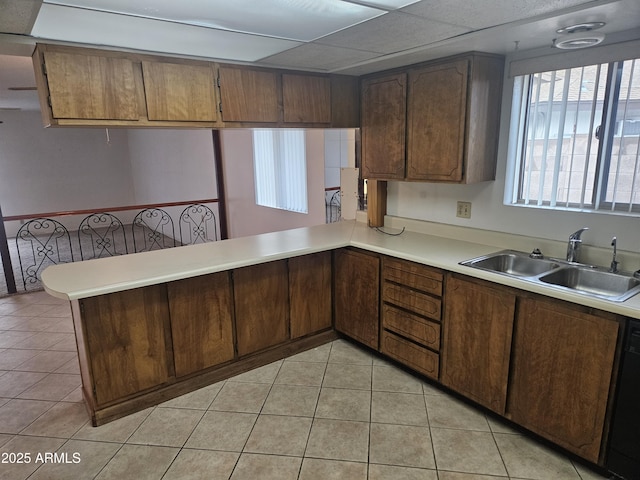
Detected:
[{"left": 41, "top": 220, "right": 640, "bottom": 319}]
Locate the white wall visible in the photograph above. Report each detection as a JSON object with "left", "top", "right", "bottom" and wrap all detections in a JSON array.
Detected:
[{"left": 221, "top": 129, "right": 326, "bottom": 238}]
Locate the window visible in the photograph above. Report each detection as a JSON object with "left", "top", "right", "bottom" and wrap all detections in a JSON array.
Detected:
[
  {"left": 507, "top": 58, "right": 640, "bottom": 213},
  {"left": 252, "top": 129, "right": 308, "bottom": 214}
]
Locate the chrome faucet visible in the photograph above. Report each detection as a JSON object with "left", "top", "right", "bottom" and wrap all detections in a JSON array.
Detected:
[
  {"left": 610, "top": 237, "right": 619, "bottom": 273},
  {"left": 566, "top": 227, "right": 589, "bottom": 263}
]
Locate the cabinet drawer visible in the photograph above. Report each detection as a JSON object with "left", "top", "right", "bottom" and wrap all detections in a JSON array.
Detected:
[
  {"left": 383, "top": 283, "right": 441, "bottom": 320},
  {"left": 383, "top": 305, "right": 440, "bottom": 351},
  {"left": 383, "top": 258, "right": 443, "bottom": 296},
  {"left": 380, "top": 330, "right": 439, "bottom": 380}
]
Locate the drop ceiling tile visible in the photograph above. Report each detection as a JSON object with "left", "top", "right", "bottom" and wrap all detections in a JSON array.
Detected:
[
  {"left": 315, "top": 12, "right": 470, "bottom": 54},
  {"left": 32, "top": 4, "right": 300, "bottom": 62},
  {"left": 401, "top": 0, "right": 598, "bottom": 29},
  {"left": 259, "top": 43, "right": 380, "bottom": 71},
  {"left": 0, "top": 0, "right": 42, "bottom": 35}
]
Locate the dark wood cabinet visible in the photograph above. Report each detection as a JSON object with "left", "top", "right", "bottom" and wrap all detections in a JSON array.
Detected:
[
  {"left": 218, "top": 65, "right": 280, "bottom": 123},
  {"left": 234, "top": 260, "right": 290, "bottom": 356},
  {"left": 334, "top": 248, "right": 380, "bottom": 349},
  {"left": 282, "top": 73, "right": 331, "bottom": 124},
  {"left": 167, "top": 272, "right": 234, "bottom": 377},
  {"left": 508, "top": 297, "right": 621, "bottom": 463},
  {"left": 289, "top": 252, "right": 332, "bottom": 339},
  {"left": 80, "top": 285, "right": 173, "bottom": 406},
  {"left": 441, "top": 275, "right": 516, "bottom": 415}
]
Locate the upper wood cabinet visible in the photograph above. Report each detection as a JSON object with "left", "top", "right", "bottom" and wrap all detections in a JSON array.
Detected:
[
  {"left": 361, "top": 73, "right": 407, "bottom": 180},
  {"left": 360, "top": 53, "right": 504, "bottom": 183},
  {"left": 217, "top": 65, "right": 280, "bottom": 123},
  {"left": 142, "top": 61, "right": 218, "bottom": 122},
  {"left": 508, "top": 297, "right": 621, "bottom": 463},
  {"left": 282, "top": 73, "right": 331, "bottom": 124}
]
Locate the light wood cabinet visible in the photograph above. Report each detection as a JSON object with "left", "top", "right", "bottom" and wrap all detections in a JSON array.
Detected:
[
  {"left": 441, "top": 274, "right": 516, "bottom": 415},
  {"left": 80, "top": 285, "right": 174, "bottom": 406},
  {"left": 167, "top": 273, "right": 234, "bottom": 377},
  {"left": 282, "top": 73, "right": 331, "bottom": 124},
  {"left": 234, "top": 260, "right": 289, "bottom": 356},
  {"left": 289, "top": 252, "right": 332, "bottom": 339},
  {"left": 142, "top": 61, "right": 218, "bottom": 122},
  {"left": 217, "top": 65, "right": 280, "bottom": 123},
  {"left": 334, "top": 248, "right": 380, "bottom": 349},
  {"left": 508, "top": 297, "right": 621, "bottom": 463}
]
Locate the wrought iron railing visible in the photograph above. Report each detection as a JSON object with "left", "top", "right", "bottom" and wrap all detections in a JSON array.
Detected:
[{"left": 325, "top": 187, "right": 341, "bottom": 224}]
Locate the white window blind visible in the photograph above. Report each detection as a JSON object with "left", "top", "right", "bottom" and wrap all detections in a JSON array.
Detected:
[{"left": 253, "top": 129, "right": 308, "bottom": 214}]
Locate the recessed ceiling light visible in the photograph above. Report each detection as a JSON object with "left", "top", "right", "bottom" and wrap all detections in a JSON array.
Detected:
[
  {"left": 554, "top": 21, "right": 606, "bottom": 49},
  {"left": 556, "top": 22, "right": 605, "bottom": 34}
]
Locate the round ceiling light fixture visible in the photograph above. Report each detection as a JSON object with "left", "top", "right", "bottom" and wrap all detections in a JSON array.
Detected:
[{"left": 553, "top": 22, "right": 606, "bottom": 49}]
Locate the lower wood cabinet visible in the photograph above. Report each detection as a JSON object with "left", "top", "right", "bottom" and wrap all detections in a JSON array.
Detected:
[
  {"left": 234, "top": 260, "right": 290, "bottom": 356},
  {"left": 289, "top": 252, "right": 332, "bottom": 339},
  {"left": 167, "top": 272, "right": 234, "bottom": 377},
  {"left": 334, "top": 248, "right": 380, "bottom": 349},
  {"left": 441, "top": 274, "right": 516, "bottom": 415},
  {"left": 507, "top": 296, "right": 621, "bottom": 463}
]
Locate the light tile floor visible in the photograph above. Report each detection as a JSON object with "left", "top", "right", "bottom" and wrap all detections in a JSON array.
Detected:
[{"left": 0, "top": 291, "right": 614, "bottom": 480}]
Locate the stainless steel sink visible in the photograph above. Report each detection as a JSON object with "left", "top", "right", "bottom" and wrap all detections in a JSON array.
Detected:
[
  {"left": 460, "top": 250, "right": 561, "bottom": 277},
  {"left": 538, "top": 266, "right": 640, "bottom": 302}
]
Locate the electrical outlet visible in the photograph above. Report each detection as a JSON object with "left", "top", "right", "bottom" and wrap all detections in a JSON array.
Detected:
[{"left": 456, "top": 201, "right": 472, "bottom": 219}]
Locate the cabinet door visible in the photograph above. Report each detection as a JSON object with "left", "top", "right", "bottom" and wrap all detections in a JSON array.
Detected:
[
  {"left": 407, "top": 59, "right": 468, "bottom": 181},
  {"left": 289, "top": 252, "right": 332, "bottom": 339},
  {"left": 142, "top": 61, "right": 218, "bottom": 121},
  {"left": 81, "top": 285, "right": 173, "bottom": 405},
  {"left": 218, "top": 66, "right": 279, "bottom": 123},
  {"left": 283, "top": 74, "right": 331, "bottom": 123},
  {"left": 360, "top": 73, "right": 407, "bottom": 179},
  {"left": 441, "top": 275, "right": 515, "bottom": 415},
  {"left": 167, "top": 272, "right": 234, "bottom": 377},
  {"left": 234, "top": 260, "right": 289, "bottom": 356},
  {"left": 334, "top": 249, "right": 380, "bottom": 349},
  {"left": 43, "top": 51, "right": 139, "bottom": 120},
  {"left": 508, "top": 297, "right": 620, "bottom": 463}
]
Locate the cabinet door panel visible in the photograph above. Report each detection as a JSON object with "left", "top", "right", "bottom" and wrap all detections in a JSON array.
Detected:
[
  {"left": 361, "top": 73, "right": 406, "bottom": 179},
  {"left": 283, "top": 74, "right": 331, "bottom": 123},
  {"left": 168, "top": 272, "right": 234, "bottom": 377},
  {"left": 142, "top": 61, "right": 217, "bottom": 121},
  {"left": 218, "top": 66, "right": 279, "bottom": 122},
  {"left": 82, "top": 285, "right": 173, "bottom": 405},
  {"left": 234, "top": 260, "right": 289, "bottom": 356},
  {"left": 508, "top": 298, "right": 619, "bottom": 463},
  {"left": 407, "top": 59, "right": 468, "bottom": 181},
  {"left": 441, "top": 275, "right": 515, "bottom": 414},
  {"left": 289, "top": 252, "right": 332, "bottom": 339},
  {"left": 44, "top": 51, "right": 139, "bottom": 120}
]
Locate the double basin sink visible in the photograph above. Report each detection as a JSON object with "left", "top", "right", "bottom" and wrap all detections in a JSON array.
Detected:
[{"left": 460, "top": 250, "right": 640, "bottom": 302}]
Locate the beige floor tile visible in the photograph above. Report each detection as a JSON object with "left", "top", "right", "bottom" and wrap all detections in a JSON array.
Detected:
[
  {"left": 244, "top": 414, "right": 312, "bottom": 456},
  {"left": 315, "top": 387, "right": 371, "bottom": 422},
  {"left": 431, "top": 428, "right": 507, "bottom": 476},
  {"left": 0, "top": 316, "right": 22, "bottom": 329},
  {"left": 372, "top": 365, "right": 425, "bottom": 394},
  {"left": 369, "top": 464, "right": 438, "bottom": 480},
  {"left": 11, "top": 332, "right": 72, "bottom": 350},
  {"left": 0, "top": 434, "right": 12, "bottom": 448},
  {"left": 299, "top": 457, "right": 368, "bottom": 480},
  {"left": 60, "top": 386, "right": 84, "bottom": 403},
  {"left": 274, "top": 361, "right": 326, "bottom": 386},
  {"left": 371, "top": 391, "right": 428, "bottom": 426},
  {"left": 306, "top": 418, "right": 369, "bottom": 462},
  {"left": 43, "top": 319, "right": 75, "bottom": 333},
  {"left": 6, "top": 317, "right": 55, "bottom": 332},
  {"left": 14, "top": 350, "right": 76, "bottom": 373},
  {"left": 127, "top": 407, "right": 204, "bottom": 447},
  {"left": 0, "top": 371, "right": 47, "bottom": 397},
  {"left": 49, "top": 335, "right": 79, "bottom": 352},
  {"left": 41, "top": 304, "right": 73, "bottom": 318},
  {"left": 8, "top": 304, "right": 56, "bottom": 317},
  {"left": 18, "top": 373, "right": 81, "bottom": 401},
  {"left": 95, "top": 444, "right": 179, "bottom": 480},
  {"left": 227, "top": 360, "right": 282, "bottom": 384},
  {"left": 0, "top": 349, "right": 40, "bottom": 370},
  {"left": 423, "top": 381, "right": 445, "bottom": 396},
  {"left": 73, "top": 407, "right": 154, "bottom": 443},
  {"left": 29, "top": 439, "right": 120, "bottom": 480},
  {"left": 54, "top": 358, "right": 81, "bottom": 375},
  {"left": 437, "top": 472, "right": 508, "bottom": 479},
  {"left": 494, "top": 433, "right": 581, "bottom": 479},
  {"left": 486, "top": 415, "right": 520, "bottom": 434},
  {"left": 322, "top": 363, "right": 372, "bottom": 390},
  {"left": 0, "top": 398, "right": 55, "bottom": 434},
  {"left": 286, "top": 343, "right": 332, "bottom": 363},
  {"left": 21, "top": 401, "right": 88, "bottom": 438},
  {"left": 328, "top": 340, "right": 374, "bottom": 365},
  {"left": 0, "top": 436, "right": 65, "bottom": 480},
  {"left": 209, "top": 382, "right": 270, "bottom": 413},
  {"left": 230, "top": 453, "right": 301, "bottom": 480},
  {"left": 573, "top": 462, "right": 610, "bottom": 480},
  {"left": 185, "top": 411, "right": 257, "bottom": 451},
  {"left": 425, "top": 395, "right": 490, "bottom": 431},
  {"left": 163, "top": 449, "right": 239, "bottom": 480},
  {"left": 369, "top": 422, "right": 435, "bottom": 469},
  {"left": 159, "top": 381, "right": 224, "bottom": 410},
  {"left": 261, "top": 384, "right": 320, "bottom": 417},
  {"left": 0, "top": 331, "right": 36, "bottom": 348}
]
